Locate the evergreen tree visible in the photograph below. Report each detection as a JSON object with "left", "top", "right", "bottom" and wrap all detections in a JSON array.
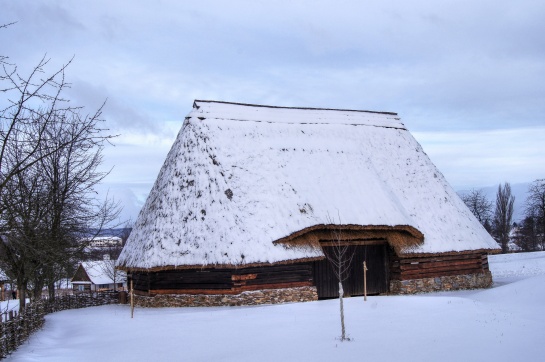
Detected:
[{"left": 493, "top": 183, "right": 515, "bottom": 253}]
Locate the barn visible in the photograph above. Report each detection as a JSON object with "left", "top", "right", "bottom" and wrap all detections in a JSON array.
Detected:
[{"left": 116, "top": 100, "right": 500, "bottom": 307}]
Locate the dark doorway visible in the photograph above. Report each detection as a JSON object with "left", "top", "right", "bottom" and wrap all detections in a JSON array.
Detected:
[{"left": 313, "top": 243, "right": 390, "bottom": 299}]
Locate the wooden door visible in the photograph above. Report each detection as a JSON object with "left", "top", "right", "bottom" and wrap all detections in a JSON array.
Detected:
[{"left": 313, "top": 243, "right": 389, "bottom": 299}]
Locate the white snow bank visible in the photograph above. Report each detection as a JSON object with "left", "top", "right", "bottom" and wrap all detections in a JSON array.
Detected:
[
  {"left": 473, "top": 274, "right": 545, "bottom": 310},
  {"left": 7, "top": 251, "right": 545, "bottom": 362},
  {"left": 488, "top": 251, "right": 545, "bottom": 279},
  {"left": 0, "top": 299, "right": 20, "bottom": 315}
]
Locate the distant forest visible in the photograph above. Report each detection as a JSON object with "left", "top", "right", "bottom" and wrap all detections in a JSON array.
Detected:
[{"left": 460, "top": 180, "right": 545, "bottom": 253}]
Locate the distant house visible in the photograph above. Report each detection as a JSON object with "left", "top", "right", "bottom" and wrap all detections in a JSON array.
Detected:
[
  {"left": 71, "top": 261, "right": 127, "bottom": 292},
  {"left": 117, "top": 100, "right": 500, "bottom": 307},
  {"left": 86, "top": 236, "right": 122, "bottom": 248},
  {"left": 83, "top": 236, "right": 124, "bottom": 261}
]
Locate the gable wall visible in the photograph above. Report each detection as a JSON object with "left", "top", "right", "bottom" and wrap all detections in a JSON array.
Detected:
[
  {"left": 71, "top": 265, "right": 91, "bottom": 283},
  {"left": 390, "top": 251, "right": 489, "bottom": 281},
  {"left": 389, "top": 251, "right": 493, "bottom": 294}
]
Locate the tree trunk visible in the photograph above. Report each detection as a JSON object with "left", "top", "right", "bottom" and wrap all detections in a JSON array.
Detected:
[
  {"left": 17, "top": 281, "right": 27, "bottom": 312},
  {"left": 32, "top": 276, "right": 45, "bottom": 301},
  {"left": 339, "top": 282, "right": 346, "bottom": 341},
  {"left": 48, "top": 281, "right": 56, "bottom": 301},
  {"left": 32, "top": 284, "right": 42, "bottom": 301}
]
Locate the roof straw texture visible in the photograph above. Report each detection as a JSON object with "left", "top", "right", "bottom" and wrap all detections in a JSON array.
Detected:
[{"left": 117, "top": 101, "right": 499, "bottom": 270}]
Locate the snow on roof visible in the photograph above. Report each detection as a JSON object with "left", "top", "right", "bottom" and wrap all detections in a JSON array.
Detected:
[
  {"left": 75, "top": 261, "right": 126, "bottom": 285},
  {"left": 117, "top": 100, "right": 499, "bottom": 270},
  {"left": 191, "top": 100, "right": 403, "bottom": 128},
  {"left": 0, "top": 268, "right": 8, "bottom": 281}
]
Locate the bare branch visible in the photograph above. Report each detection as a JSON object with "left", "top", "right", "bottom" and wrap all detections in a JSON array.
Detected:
[
  {"left": 323, "top": 212, "right": 355, "bottom": 342},
  {"left": 1, "top": 31, "right": 120, "bottom": 309},
  {"left": 460, "top": 188, "right": 493, "bottom": 226}
]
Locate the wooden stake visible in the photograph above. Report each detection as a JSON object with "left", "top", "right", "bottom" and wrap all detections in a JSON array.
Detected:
[
  {"left": 363, "top": 261, "right": 368, "bottom": 302},
  {"left": 130, "top": 279, "right": 134, "bottom": 319}
]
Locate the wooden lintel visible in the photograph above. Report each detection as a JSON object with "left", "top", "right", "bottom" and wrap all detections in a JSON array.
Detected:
[
  {"left": 319, "top": 239, "right": 388, "bottom": 247},
  {"left": 399, "top": 259, "right": 482, "bottom": 271}
]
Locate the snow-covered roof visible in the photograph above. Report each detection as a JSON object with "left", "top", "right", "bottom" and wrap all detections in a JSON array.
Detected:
[
  {"left": 73, "top": 261, "right": 126, "bottom": 285},
  {"left": 117, "top": 100, "right": 499, "bottom": 270},
  {"left": 0, "top": 268, "right": 8, "bottom": 281}
]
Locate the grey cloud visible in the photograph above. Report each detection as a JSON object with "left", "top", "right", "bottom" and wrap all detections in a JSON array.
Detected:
[{"left": 2, "top": 0, "right": 545, "bottom": 220}]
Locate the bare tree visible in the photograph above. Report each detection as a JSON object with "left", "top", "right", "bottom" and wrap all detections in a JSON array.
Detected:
[
  {"left": 1, "top": 24, "right": 101, "bottom": 215},
  {"left": 524, "top": 179, "right": 545, "bottom": 250},
  {"left": 324, "top": 214, "right": 356, "bottom": 342},
  {"left": 0, "top": 152, "right": 53, "bottom": 308},
  {"left": 513, "top": 215, "right": 538, "bottom": 252},
  {"left": 38, "top": 109, "right": 119, "bottom": 300},
  {"left": 1, "top": 24, "right": 120, "bottom": 309},
  {"left": 460, "top": 188, "right": 493, "bottom": 228},
  {"left": 1, "top": 57, "right": 74, "bottom": 201},
  {"left": 96, "top": 257, "right": 126, "bottom": 291},
  {"left": 0, "top": 121, "right": 119, "bottom": 308},
  {"left": 493, "top": 183, "right": 515, "bottom": 253}
]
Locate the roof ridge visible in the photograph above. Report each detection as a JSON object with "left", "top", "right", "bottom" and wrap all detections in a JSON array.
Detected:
[{"left": 193, "top": 99, "right": 398, "bottom": 116}]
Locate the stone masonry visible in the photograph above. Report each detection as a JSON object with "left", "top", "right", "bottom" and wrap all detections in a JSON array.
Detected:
[
  {"left": 389, "top": 271, "right": 493, "bottom": 294},
  {"left": 134, "top": 286, "right": 318, "bottom": 308}
]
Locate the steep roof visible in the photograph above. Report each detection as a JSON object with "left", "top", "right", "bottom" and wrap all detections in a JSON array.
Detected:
[
  {"left": 117, "top": 100, "right": 499, "bottom": 270},
  {"left": 72, "top": 261, "right": 126, "bottom": 285}
]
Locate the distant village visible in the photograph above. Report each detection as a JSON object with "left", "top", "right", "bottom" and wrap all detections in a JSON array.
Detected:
[{"left": 0, "top": 232, "right": 130, "bottom": 302}]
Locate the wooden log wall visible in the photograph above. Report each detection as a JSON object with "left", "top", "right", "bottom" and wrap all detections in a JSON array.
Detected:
[
  {"left": 390, "top": 251, "right": 489, "bottom": 281},
  {"left": 313, "top": 244, "right": 390, "bottom": 299},
  {"left": 131, "top": 263, "right": 314, "bottom": 296}
]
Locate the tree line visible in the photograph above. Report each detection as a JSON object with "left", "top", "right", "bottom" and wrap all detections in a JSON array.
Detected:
[
  {"left": 461, "top": 180, "right": 545, "bottom": 253},
  {"left": 1, "top": 23, "right": 119, "bottom": 310}
]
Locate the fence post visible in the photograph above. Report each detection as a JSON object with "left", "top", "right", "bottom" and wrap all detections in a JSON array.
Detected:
[
  {"left": 130, "top": 279, "right": 134, "bottom": 319},
  {"left": 363, "top": 261, "right": 368, "bottom": 302}
]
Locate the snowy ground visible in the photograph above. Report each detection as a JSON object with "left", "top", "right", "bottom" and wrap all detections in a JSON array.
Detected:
[
  {"left": 6, "top": 252, "right": 545, "bottom": 362},
  {"left": 0, "top": 300, "right": 19, "bottom": 314},
  {"left": 1, "top": 299, "right": 29, "bottom": 322}
]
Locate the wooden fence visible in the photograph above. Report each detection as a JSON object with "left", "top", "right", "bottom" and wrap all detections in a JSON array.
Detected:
[{"left": 0, "top": 292, "right": 123, "bottom": 359}]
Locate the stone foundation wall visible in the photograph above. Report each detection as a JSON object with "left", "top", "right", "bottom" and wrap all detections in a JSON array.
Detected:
[
  {"left": 390, "top": 271, "right": 493, "bottom": 294},
  {"left": 134, "top": 286, "right": 318, "bottom": 308}
]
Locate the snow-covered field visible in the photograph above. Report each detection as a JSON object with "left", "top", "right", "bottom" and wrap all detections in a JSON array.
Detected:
[{"left": 6, "top": 252, "right": 545, "bottom": 362}]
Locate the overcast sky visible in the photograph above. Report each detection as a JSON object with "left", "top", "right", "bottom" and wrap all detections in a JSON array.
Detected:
[{"left": 2, "top": 0, "right": 544, "bottom": 222}]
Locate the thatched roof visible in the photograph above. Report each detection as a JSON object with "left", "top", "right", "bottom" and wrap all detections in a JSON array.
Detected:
[{"left": 117, "top": 100, "right": 499, "bottom": 270}]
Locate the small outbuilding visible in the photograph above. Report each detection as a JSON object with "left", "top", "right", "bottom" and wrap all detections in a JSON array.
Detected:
[
  {"left": 117, "top": 100, "right": 500, "bottom": 307},
  {"left": 71, "top": 261, "right": 127, "bottom": 292}
]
